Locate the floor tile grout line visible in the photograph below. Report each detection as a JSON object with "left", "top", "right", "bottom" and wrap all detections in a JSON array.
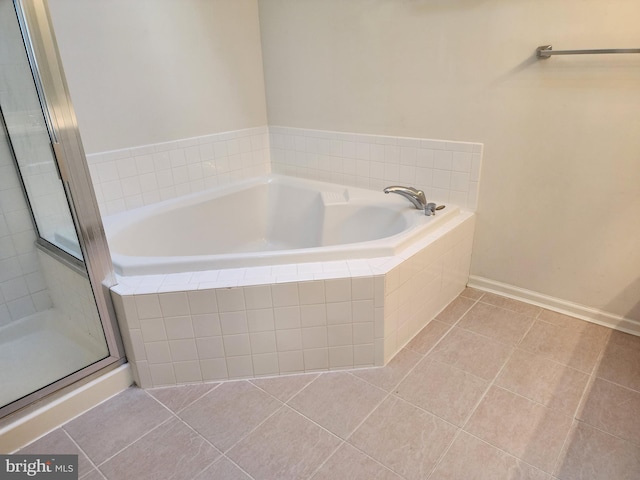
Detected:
[
  {"left": 589, "top": 374, "right": 640, "bottom": 395},
  {"left": 20, "top": 386, "right": 128, "bottom": 455},
  {"left": 220, "top": 454, "right": 258, "bottom": 480},
  {"left": 567, "top": 418, "right": 640, "bottom": 450},
  {"left": 351, "top": 293, "right": 484, "bottom": 401},
  {"left": 427, "top": 341, "right": 520, "bottom": 479},
  {"left": 111, "top": 387, "right": 238, "bottom": 476},
  {"left": 332, "top": 440, "right": 412, "bottom": 480},
  {"left": 158, "top": 399, "right": 259, "bottom": 480},
  {"left": 371, "top": 296, "right": 480, "bottom": 392},
  {"left": 274, "top": 371, "right": 410, "bottom": 479},
  {"left": 458, "top": 430, "right": 553, "bottom": 477},
  {"left": 550, "top": 330, "right": 640, "bottom": 474},
  {"left": 60, "top": 428, "right": 103, "bottom": 478},
  {"left": 220, "top": 402, "right": 287, "bottom": 456},
  {"left": 231, "top": 402, "right": 345, "bottom": 480},
  {"left": 334, "top": 298, "right": 486, "bottom": 480},
  {"left": 476, "top": 301, "right": 543, "bottom": 319},
  {"left": 91, "top": 411, "right": 176, "bottom": 469},
  {"left": 250, "top": 372, "right": 320, "bottom": 404},
  {"left": 302, "top": 440, "right": 346, "bottom": 480},
  {"left": 170, "top": 381, "right": 222, "bottom": 414},
  {"left": 286, "top": 376, "right": 391, "bottom": 442}
]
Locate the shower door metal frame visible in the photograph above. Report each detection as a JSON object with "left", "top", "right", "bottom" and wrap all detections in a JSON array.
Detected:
[{"left": 1, "top": 0, "right": 126, "bottom": 418}]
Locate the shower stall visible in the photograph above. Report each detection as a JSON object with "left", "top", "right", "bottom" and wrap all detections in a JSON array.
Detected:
[{"left": 0, "top": 0, "right": 124, "bottom": 418}]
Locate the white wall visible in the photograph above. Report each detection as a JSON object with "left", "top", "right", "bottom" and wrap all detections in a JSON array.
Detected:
[
  {"left": 257, "top": 0, "right": 640, "bottom": 321},
  {"left": 48, "top": 0, "right": 268, "bottom": 154}
]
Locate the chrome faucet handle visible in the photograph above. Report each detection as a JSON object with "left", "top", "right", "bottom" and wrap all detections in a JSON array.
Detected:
[
  {"left": 424, "top": 202, "right": 437, "bottom": 216},
  {"left": 383, "top": 186, "right": 427, "bottom": 207}
]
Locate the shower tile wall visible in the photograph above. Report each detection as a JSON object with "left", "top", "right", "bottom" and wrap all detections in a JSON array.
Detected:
[
  {"left": 0, "top": 134, "right": 52, "bottom": 327},
  {"left": 270, "top": 126, "right": 483, "bottom": 212},
  {"left": 86, "top": 127, "right": 271, "bottom": 216}
]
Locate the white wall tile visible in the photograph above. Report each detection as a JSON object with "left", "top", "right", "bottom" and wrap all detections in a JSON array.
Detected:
[
  {"left": 158, "top": 292, "right": 190, "bottom": 317},
  {"left": 298, "top": 281, "right": 325, "bottom": 305},
  {"left": 274, "top": 306, "right": 301, "bottom": 330},
  {"left": 195, "top": 336, "right": 225, "bottom": 359},
  {"left": 328, "top": 324, "right": 353, "bottom": 347},
  {"left": 278, "top": 350, "right": 304, "bottom": 373},
  {"left": 329, "top": 346, "right": 353, "bottom": 368},
  {"left": 135, "top": 295, "right": 162, "bottom": 319},
  {"left": 173, "top": 361, "right": 202, "bottom": 383},
  {"left": 302, "top": 326, "right": 328, "bottom": 349},
  {"left": 220, "top": 311, "right": 248, "bottom": 335},
  {"left": 325, "top": 278, "right": 351, "bottom": 302},
  {"left": 247, "top": 308, "right": 275, "bottom": 332},
  {"left": 354, "top": 344, "right": 374, "bottom": 366},
  {"left": 276, "top": 329, "right": 302, "bottom": 351},
  {"left": 326, "top": 302, "right": 352, "bottom": 325},
  {"left": 169, "top": 339, "right": 198, "bottom": 361},
  {"left": 192, "top": 313, "right": 221, "bottom": 337},
  {"left": 145, "top": 341, "right": 172, "bottom": 364},
  {"left": 227, "top": 356, "right": 253, "bottom": 378},
  {"left": 252, "top": 353, "right": 279, "bottom": 376},
  {"left": 164, "top": 316, "right": 194, "bottom": 340},
  {"left": 216, "top": 288, "right": 245, "bottom": 312},
  {"left": 223, "top": 333, "right": 251, "bottom": 356},
  {"left": 200, "top": 358, "right": 228, "bottom": 381},
  {"left": 149, "top": 363, "right": 176, "bottom": 386},
  {"left": 250, "top": 331, "right": 277, "bottom": 354},
  {"left": 243, "top": 285, "right": 273, "bottom": 309},
  {"left": 304, "top": 348, "right": 329, "bottom": 370},
  {"left": 352, "top": 300, "right": 374, "bottom": 323},
  {"left": 140, "top": 318, "right": 167, "bottom": 342},
  {"left": 271, "top": 283, "right": 299, "bottom": 307},
  {"left": 188, "top": 290, "right": 218, "bottom": 315},
  {"left": 300, "top": 304, "right": 327, "bottom": 327}
]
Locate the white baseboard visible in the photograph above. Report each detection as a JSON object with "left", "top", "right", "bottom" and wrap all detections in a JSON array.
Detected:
[
  {"left": 0, "top": 364, "right": 133, "bottom": 453},
  {"left": 468, "top": 276, "right": 640, "bottom": 337}
]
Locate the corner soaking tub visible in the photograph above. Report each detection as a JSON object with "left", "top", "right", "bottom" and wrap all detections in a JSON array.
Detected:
[
  {"left": 103, "top": 174, "right": 459, "bottom": 276},
  {"left": 108, "top": 173, "right": 476, "bottom": 387}
]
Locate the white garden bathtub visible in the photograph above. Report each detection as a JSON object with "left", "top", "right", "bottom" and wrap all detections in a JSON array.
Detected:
[{"left": 103, "top": 175, "right": 459, "bottom": 276}]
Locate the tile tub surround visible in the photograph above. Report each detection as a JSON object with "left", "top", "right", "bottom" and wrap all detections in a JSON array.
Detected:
[
  {"left": 19, "top": 292, "right": 640, "bottom": 480},
  {"left": 269, "top": 126, "right": 483, "bottom": 212},
  {"left": 86, "top": 125, "right": 483, "bottom": 217},
  {"left": 110, "top": 211, "right": 475, "bottom": 388},
  {"left": 86, "top": 126, "right": 271, "bottom": 216}
]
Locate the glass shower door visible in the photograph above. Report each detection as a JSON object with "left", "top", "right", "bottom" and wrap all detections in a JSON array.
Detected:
[{"left": 0, "top": 0, "right": 123, "bottom": 416}]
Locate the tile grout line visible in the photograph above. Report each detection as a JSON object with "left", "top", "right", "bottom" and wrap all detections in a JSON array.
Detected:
[
  {"left": 300, "top": 374, "right": 396, "bottom": 479},
  {"left": 146, "top": 383, "right": 258, "bottom": 480},
  {"left": 144, "top": 386, "right": 270, "bottom": 480},
  {"left": 550, "top": 329, "right": 636, "bottom": 476},
  {"left": 426, "top": 321, "right": 523, "bottom": 479},
  {"left": 330, "top": 293, "right": 485, "bottom": 480},
  {"left": 553, "top": 325, "right": 612, "bottom": 476},
  {"left": 88, "top": 392, "right": 183, "bottom": 469},
  {"left": 61, "top": 429, "right": 106, "bottom": 480}
]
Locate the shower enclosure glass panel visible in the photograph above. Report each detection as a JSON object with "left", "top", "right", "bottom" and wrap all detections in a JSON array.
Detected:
[
  {"left": 0, "top": 1, "right": 80, "bottom": 259},
  {"left": 0, "top": 0, "right": 120, "bottom": 415}
]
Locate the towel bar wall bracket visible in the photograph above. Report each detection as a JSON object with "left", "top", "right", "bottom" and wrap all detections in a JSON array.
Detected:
[{"left": 536, "top": 45, "right": 640, "bottom": 59}]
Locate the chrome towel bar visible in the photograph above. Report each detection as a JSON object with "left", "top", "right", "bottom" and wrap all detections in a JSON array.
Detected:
[{"left": 536, "top": 45, "right": 640, "bottom": 59}]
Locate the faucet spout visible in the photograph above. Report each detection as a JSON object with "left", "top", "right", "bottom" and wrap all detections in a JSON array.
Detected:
[{"left": 383, "top": 186, "right": 427, "bottom": 210}]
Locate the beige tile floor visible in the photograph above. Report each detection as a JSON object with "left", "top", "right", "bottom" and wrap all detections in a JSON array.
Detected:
[{"left": 19, "top": 288, "right": 640, "bottom": 479}]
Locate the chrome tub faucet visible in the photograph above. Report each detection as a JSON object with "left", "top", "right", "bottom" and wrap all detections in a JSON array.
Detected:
[{"left": 383, "top": 186, "right": 438, "bottom": 216}]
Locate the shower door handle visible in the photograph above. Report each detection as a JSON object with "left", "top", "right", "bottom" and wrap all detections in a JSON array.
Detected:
[{"left": 51, "top": 140, "right": 70, "bottom": 183}]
